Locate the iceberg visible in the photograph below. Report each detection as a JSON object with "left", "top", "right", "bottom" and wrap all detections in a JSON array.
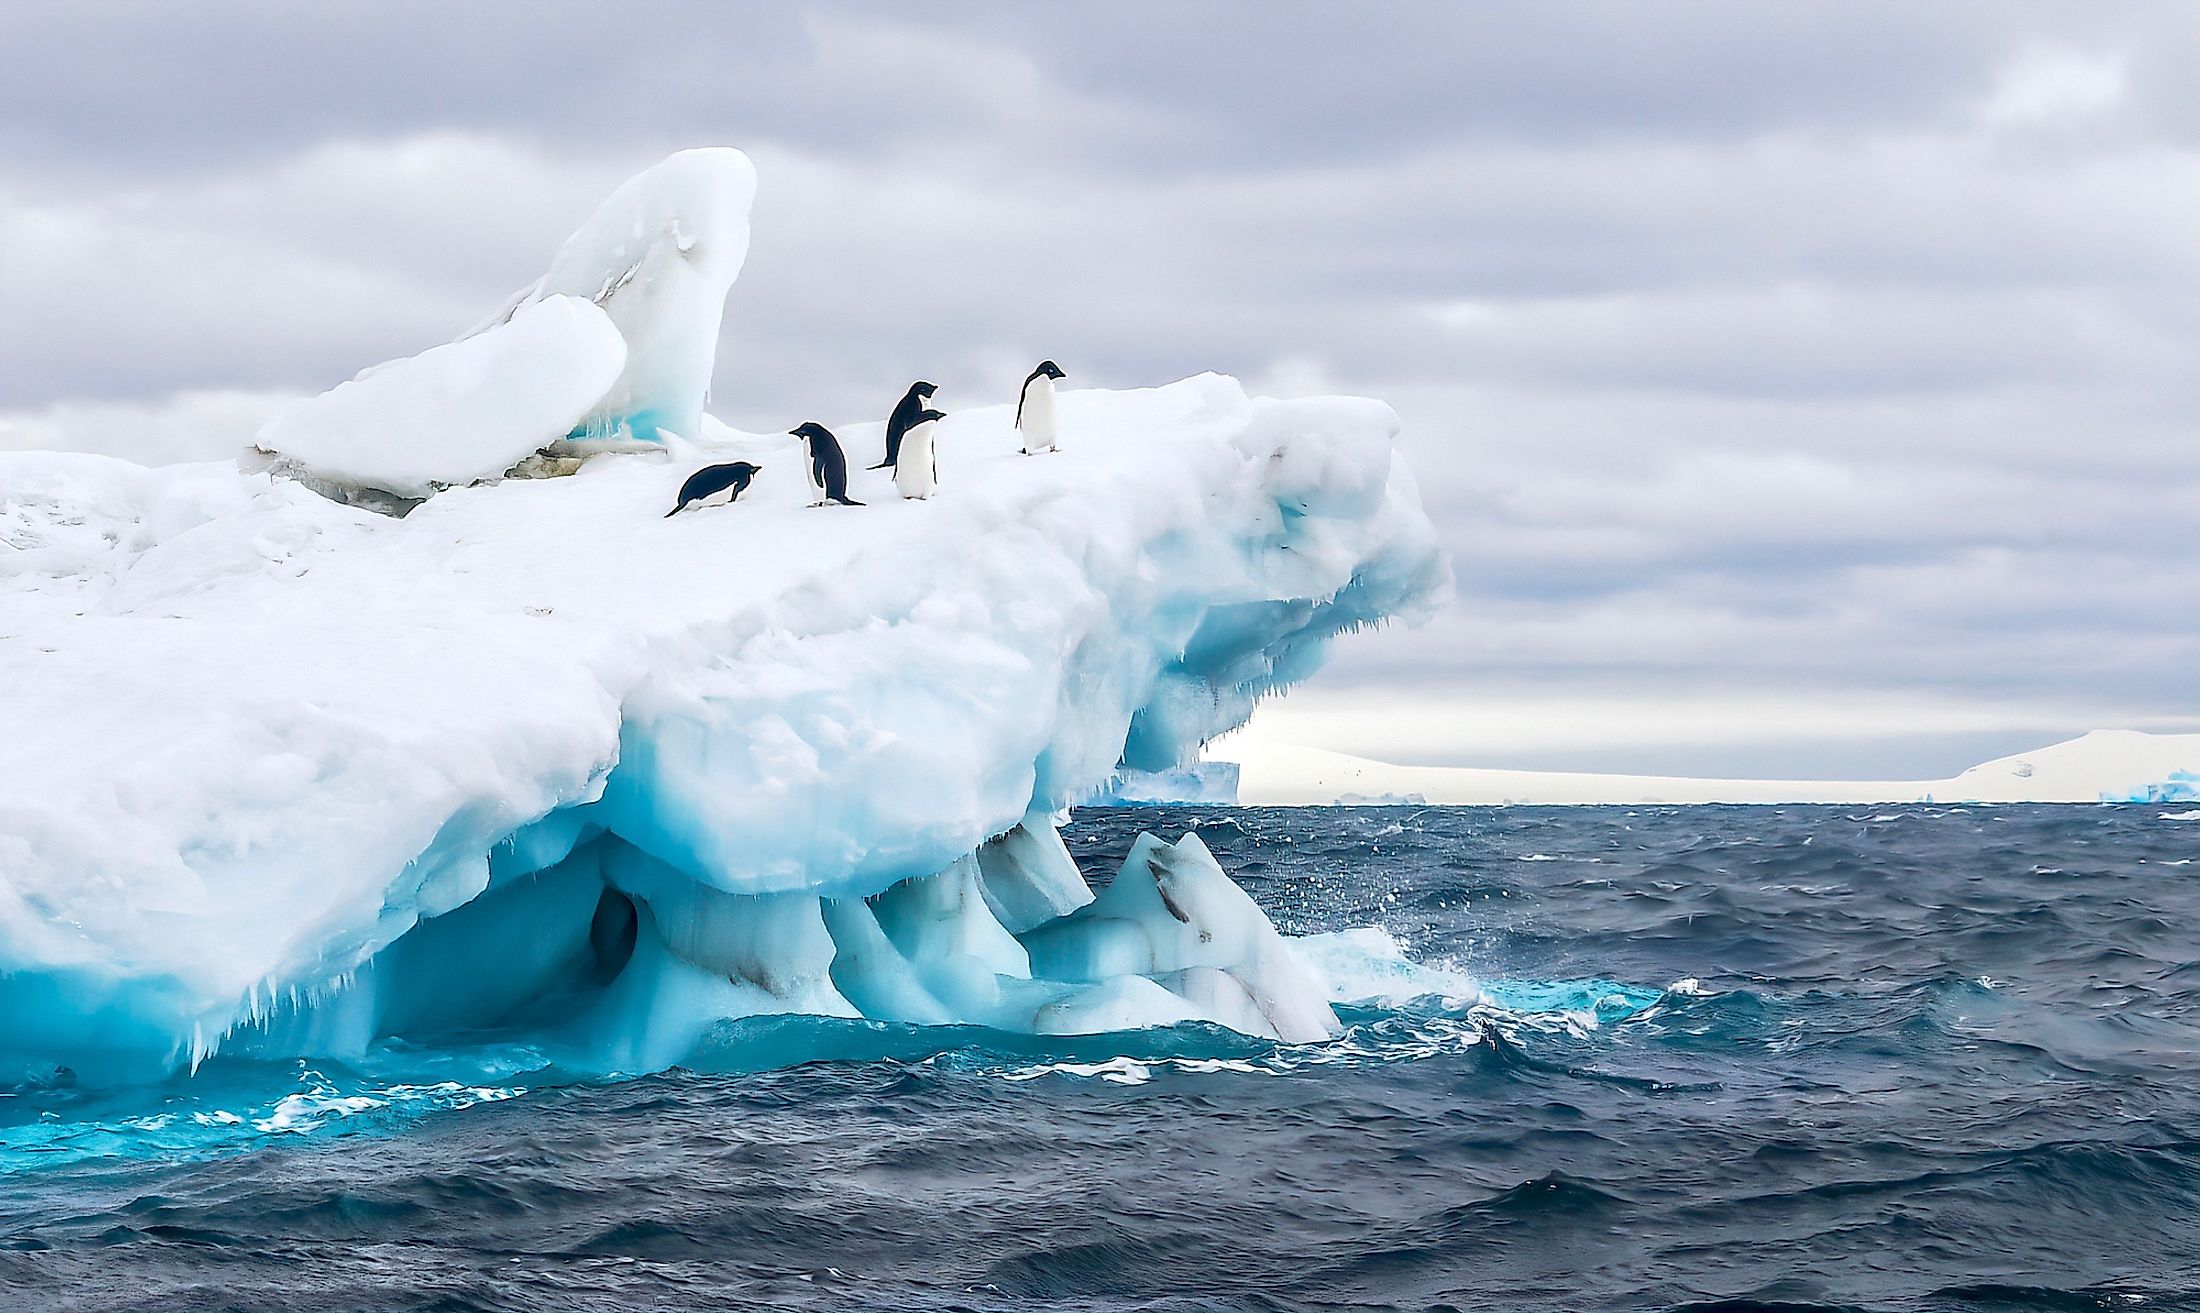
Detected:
[
  {"left": 1086, "top": 761, "right": 1243, "bottom": 806},
  {"left": 252, "top": 295, "right": 628, "bottom": 501},
  {"left": 1022, "top": 831, "right": 1339, "bottom": 1043},
  {"left": 480, "top": 146, "right": 756, "bottom": 446},
  {"left": 252, "top": 147, "right": 757, "bottom": 500},
  {"left": 2101, "top": 769, "right": 2200, "bottom": 805},
  {"left": 0, "top": 149, "right": 1446, "bottom": 1085}
]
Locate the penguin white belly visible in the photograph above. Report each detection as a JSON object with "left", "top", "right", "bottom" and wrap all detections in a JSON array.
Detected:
[
  {"left": 1019, "top": 377, "right": 1058, "bottom": 453},
  {"left": 895, "top": 421, "right": 938, "bottom": 499}
]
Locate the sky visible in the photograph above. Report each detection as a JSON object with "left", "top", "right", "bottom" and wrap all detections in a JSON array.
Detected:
[{"left": 2, "top": 2, "right": 2194, "bottom": 779}]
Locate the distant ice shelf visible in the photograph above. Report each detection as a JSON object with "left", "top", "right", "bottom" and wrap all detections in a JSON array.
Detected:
[{"left": 1206, "top": 728, "right": 2200, "bottom": 806}]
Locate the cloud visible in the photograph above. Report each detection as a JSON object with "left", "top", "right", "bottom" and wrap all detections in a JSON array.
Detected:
[
  {"left": 1978, "top": 45, "right": 2129, "bottom": 130},
  {"left": 0, "top": 136, "right": 643, "bottom": 405},
  {"left": 0, "top": 390, "right": 295, "bottom": 466},
  {"left": 1, "top": 2, "right": 2193, "bottom": 774}
]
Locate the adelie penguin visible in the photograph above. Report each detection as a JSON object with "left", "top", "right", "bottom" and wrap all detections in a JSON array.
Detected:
[
  {"left": 870, "top": 381, "right": 938, "bottom": 470},
  {"left": 663, "top": 461, "right": 762, "bottom": 517},
  {"left": 1017, "top": 360, "right": 1065, "bottom": 455},
  {"left": 893, "top": 409, "right": 948, "bottom": 500},
  {"left": 792, "top": 421, "right": 863, "bottom": 506}
]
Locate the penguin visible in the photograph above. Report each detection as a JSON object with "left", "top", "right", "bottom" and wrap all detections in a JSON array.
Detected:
[
  {"left": 663, "top": 461, "right": 762, "bottom": 517},
  {"left": 893, "top": 409, "right": 948, "bottom": 500},
  {"left": 1017, "top": 360, "right": 1065, "bottom": 455},
  {"left": 792, "top": 421, "right": 863, "bottom": 506},
  {"left": 870, "top": 381, "right": 938, "bottom": 470}
]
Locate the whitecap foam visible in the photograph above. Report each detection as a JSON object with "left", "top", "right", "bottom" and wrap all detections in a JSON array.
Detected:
[{"left": 1288, "top": 927, "right": 1482, "bottom": 1008}]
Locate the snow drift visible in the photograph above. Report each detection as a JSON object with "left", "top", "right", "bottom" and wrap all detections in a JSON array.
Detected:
[
  {"left": 252, "top": 295, "right": 628, "bottom": 500},
  {"left": 1, "top": 373, "right": 1444, "bottom": 1084},
  {"left": 253, "top": 147, "right": 756, "bottom": 499}
]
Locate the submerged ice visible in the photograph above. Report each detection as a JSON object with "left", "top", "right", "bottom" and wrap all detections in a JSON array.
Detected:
[{"left": 0, "top": 149, "right": 1447, "bottom": 1087}]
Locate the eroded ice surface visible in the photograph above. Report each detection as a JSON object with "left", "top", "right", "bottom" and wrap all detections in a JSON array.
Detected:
[
  {"left": 0, "top": 374, "right": 1445, "bottom": 1084},
  {"left": 252, "top": 147, "right": 756, "bottom": 497},
  {"left": 253, "top": 295, "right": 627, "bottom": 499},
  {"left": 473, "top": 146, "right": 756, "bottom": 446}
]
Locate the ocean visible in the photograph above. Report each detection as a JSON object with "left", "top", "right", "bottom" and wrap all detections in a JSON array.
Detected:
[{"left": 3, "top": 804, "right": 2195, "bottom": 1312}]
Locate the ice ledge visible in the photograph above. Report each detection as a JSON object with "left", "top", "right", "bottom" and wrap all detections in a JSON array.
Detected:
[{"left": 0, "top": 374, "right": 1446, "bottom": 1082}]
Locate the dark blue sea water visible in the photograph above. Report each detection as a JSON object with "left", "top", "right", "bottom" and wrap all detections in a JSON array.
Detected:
[{"left": 3, "top": 805, "right": 2196, "bottom": 1312}]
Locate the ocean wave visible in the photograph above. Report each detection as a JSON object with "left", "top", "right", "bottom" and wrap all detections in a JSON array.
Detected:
[
  {"left": 0, "top": 931, "right": 1697, "bottom": 1172},
  {"left": 5, "top": 804, "right": 2192, "bottom": 1313}
]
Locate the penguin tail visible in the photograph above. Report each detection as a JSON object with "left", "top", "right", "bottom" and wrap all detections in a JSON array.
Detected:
[
  {"left": 834, "top": 496, "right": 865, "bottom": 507},
  {"left": 663, "top": 503, "right": 684, "bottom": 519},
  {"left": 867, "top": 460, "right": 892, "bottom": 470}
]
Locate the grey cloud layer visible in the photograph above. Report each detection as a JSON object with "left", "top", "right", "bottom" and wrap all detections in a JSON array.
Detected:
[
  {"left": 7, "top": 3, "right": 2196, "bottom": 168},
  {"left": 1, "top": 2, "right": 2192, "bottom": 773}
]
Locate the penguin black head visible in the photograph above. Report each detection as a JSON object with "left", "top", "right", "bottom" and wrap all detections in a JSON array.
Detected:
[
  {"left": 1031, "top": 360, "right": 1065, "bottom": 382},
  {"left": 909, "top": 381, "right": 937, "bottom": 399},
  {"left": 790, "top": 421, "right": 834, "bottom": 445}
]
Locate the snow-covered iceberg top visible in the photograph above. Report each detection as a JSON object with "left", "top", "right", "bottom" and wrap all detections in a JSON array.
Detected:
[{"left": 0, "top": 374, "right": 1445, "bottom": 1083}]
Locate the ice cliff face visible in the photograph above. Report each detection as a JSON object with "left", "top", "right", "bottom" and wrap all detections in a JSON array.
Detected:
[{"left": 0, "top": 150, "right": 1446, "bottom": 1085}]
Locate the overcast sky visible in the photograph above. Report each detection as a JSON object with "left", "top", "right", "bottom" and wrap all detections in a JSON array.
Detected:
[{"left": 2, "top": 2, "right": 2194, "bottom": 777}]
